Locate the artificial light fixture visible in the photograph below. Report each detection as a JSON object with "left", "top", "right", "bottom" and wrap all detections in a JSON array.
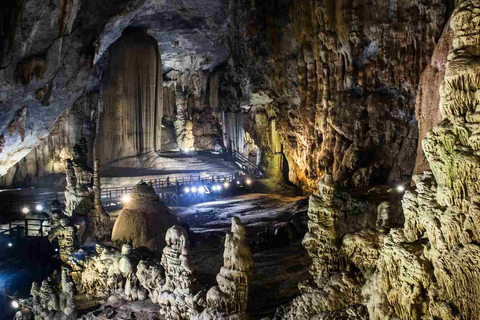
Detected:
[
  {"left": 223, "top": 182, "right": 230, "bottom": 188},
  {"left": 184, "top": 187, "right": 191, "bottom": 193},
  {"left": 11, "top": 300, "right": 19, "bottom": 309},
  {"left": 198, "top": 186, "right": 205, "bottom": 194},
  {"left": 396, "top": 185, "right": 405, "bottom": 192},
  {"left": 236, "top": 180, "right": 240, "bottom": 185},
  {"left": 36, "top": 204, "right": 43, "bottom": 212},
  {"left": 191, "top": 186, "right": 197, "bottom": 193},
  {"left": 8, "top": 242, "right": 12, "bottom": 247},
  {"left": 246, "top": 178, "right": 252, "bottom": 185},
  {"left": 121, "top": 194, "right": 131, "bottom": 203},
  {"left": 22, "top": 207, "right": 29, "bottom": 214}
]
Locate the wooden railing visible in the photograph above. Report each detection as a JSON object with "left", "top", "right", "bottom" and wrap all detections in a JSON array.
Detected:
[
  {"left": 101, "top": 173, "right": 239, "bottom": 207},
  {"left": 0, "top": 218, "right": 51, "bottom": 238},
  {"left": 0, "top": 172, "right": 241, "bottom": 216}
]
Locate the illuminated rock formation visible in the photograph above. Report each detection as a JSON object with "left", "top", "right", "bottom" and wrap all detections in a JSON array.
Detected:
[
  {"left": 111, "top": 183, "right": 180, "bottom": 253},
  {"left": 136, "top": 260, "right": 165, "bottom": 303},
  {"left": 276, "top": 2, "right": 480, "bottom": 319},
  {"left": 98, "top": 30, "right": 162, "bottom": 168},
  {"left": 159, "top": 225, "right": 205, "bottom": 319},
  {"left": 64, "top": 139, "right": 110, "bottom": 243},
  {"left": 18, "top": 270, "right": 76, "bottom": 320},
  {"left": 202, "top": 217, "right": 254, "bottom": 319},
  {"left": 48, "top": 213, "right": 76, "bottom": 262}
]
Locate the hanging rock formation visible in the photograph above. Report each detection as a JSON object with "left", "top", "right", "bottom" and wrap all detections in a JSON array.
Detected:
[
  {"left": 98, "top": 29, "right": 162, "bottom": 169},
  {"left": 111, "top": 183, "right": 180, "bottom": 254}
]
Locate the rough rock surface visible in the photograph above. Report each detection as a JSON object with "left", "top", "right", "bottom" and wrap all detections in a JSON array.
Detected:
[
  {"left": 413, "top": 19, "right": 454, "bottom": 174},
  {"left": 111, "top": 183, "right": 180, "bottom": 254},
  {"left": 271, "top": 2, "right": 480, "bottom": 319},
  {"left": 224, "top": 0, "right": 447, "bottom": 191}
]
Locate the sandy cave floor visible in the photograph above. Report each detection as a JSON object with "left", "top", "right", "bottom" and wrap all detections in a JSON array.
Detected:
[{"left": 82, "top": 193, "right": 311, "bottom": 319}]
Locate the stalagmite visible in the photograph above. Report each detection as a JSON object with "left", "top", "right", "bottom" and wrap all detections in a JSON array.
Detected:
[
  {"left": 159, "top": 225, "right": 205, "bottom": 319},
  {"left": 111, "top": 182, "right": 180, "bottom": 254},
  {"left": 201, "top": 217, "right": 254, "bottom": 319}
]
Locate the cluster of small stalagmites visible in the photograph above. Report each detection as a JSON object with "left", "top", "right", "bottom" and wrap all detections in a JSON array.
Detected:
[
  {"left": 199, "top": 217, "right": 254, "bottom": 320},
  {"left": 67, "top": 243, "right": 146, "bottom": 301},
  {"left": 15, "top": 268, "right": 76, "bottom": 320}
]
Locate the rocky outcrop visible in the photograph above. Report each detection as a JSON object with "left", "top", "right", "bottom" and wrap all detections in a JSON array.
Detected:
[
  {"left": 111, "top": 183, "right": 180, "bottom": 254},
  {"left": 413, "top": 19, "right": 454, "bottom": 174},
  {"left": 274, "top": 2, "right": 480, "bottom": 319},
  {"left": 0, "top": 90, "right": 100, "bottom": 188},
  {"left": 158, "top": 225, "right": 205, "bottom": 319}
]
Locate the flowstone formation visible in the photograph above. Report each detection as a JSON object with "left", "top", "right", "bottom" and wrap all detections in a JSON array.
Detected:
[
  {"left": 111, "top": 182, "right": 180, "bottom": 254},
  {"left": 98, "top": 30, "right": 163, "bottom": 168},
  {"left": 201, "top": 217, "right": 254, "bottom": 319}
]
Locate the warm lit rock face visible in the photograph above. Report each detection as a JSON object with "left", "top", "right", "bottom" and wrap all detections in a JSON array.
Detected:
[
  {"left": 111, "top": 183, "right": 180, "bottom": 254},
  {"left": 225, "top": 0, "right": 446, "bottom": 191},
  {"left": 98, "top": 30, "right": 162, "bottom": 168},
  {"left": 275, "top": 2, "right": 480, "bottom": 319}
]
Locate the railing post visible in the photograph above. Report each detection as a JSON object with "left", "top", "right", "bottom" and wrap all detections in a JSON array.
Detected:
[
  {"left": 25, "top": 219, "right": 28, "bottom": 237},
  {"left": 176, "top": 180, "right": 179, "bottom": 200}
]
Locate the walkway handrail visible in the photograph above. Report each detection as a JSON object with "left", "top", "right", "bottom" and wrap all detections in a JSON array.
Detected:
[{"left": 228, "top": 141, "right": 265, "bottom": 177}]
